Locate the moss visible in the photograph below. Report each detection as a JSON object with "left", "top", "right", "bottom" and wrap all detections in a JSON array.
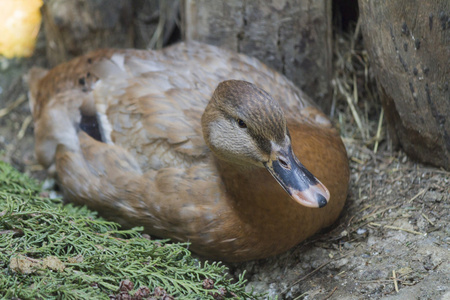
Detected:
[{"left": 0, "top": 162, "right": 260, "bottom": 299}]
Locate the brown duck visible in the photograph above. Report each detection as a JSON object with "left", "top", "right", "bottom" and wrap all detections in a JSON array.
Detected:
[{"left": 28, "top": 42, "right": 349, "bottom": 262}]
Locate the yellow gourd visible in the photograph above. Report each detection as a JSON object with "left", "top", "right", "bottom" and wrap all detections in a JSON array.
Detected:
[{"left": 0, "top": 0, "right": 43, "bottom": 58}]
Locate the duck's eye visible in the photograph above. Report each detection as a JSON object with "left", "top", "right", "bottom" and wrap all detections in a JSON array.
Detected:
[{"left": 237, "top": 119, "right": 247, "bottom": 128}]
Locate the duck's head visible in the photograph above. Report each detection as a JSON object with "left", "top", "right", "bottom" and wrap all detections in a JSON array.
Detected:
[{"left": 202, "top": 80, "right": 330, "bottom": 208}]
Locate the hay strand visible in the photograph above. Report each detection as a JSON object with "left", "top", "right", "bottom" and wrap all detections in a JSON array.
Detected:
[{"left": 0, "top": 94, "right": 26, "bottom": 118}]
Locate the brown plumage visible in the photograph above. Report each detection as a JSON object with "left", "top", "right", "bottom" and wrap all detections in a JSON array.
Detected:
[{"left": 28, "top": 42, "right": 349, "bottom": 262}]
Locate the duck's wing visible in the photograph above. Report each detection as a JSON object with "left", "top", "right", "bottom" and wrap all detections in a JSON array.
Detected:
[
  {"left": 29, "top": 47, "right": 212, "bottom": 172},
  {"left": 90, "top": 50, "right": 212, "bottom": 172}
]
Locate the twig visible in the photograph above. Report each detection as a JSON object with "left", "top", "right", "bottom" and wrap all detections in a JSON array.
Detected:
[
  {"left": 357, "top": 279, "right": 401, "bottom": 284},
  {"left": 0, "top": 94, "right": 26, "bottom": 118},
  {"left": 330, "top": 78, "right": 338, "bottom": 119},
  {"left": 322, "top": 286, "right": 338, "bottom": 300},
  {"left": 409, "top": 188, "right": 427, "bottom": 203},
  {"left": 352, "top": 17, "right": 362, "bottom": 48},
  {"left": 415, "top": 167, "right": 450, "bottom": 175},
  {"left": 288, "top": 260, "right": 331, "bottom": 288},
  {"left": 293, "top": 291, "right": 309, "bottom": 300},
  {"left": 29, "top": 164, "right": 45, "bottom": 171},
  {"left": 17, "top": 115, "right": 33, "bottom": 140},
  {"left": 356, "top": 205, "right": 373, "bottom": 214},
  {"left": 353, "top": 143, "right": 379, "bottom": 166},
  {"left": 336, "top": 80, "right": 366, "bottom": 140},
  {"left": 432, "top": 261, "right": 443, "bottom": 270},
  {"left": 357, "top": 204, "right": 401, "bottom": 223},
  {"left": 421, "top": 213, "right": 435, "bottom": 226},
  {"left": 148, "top": 0, "right": 170, "bottom": 49},
  {"left": 370, "top": 222, "right": 425, "bottom": 235},
  {"left": 392, "top": 270, "right": 399, "bottom": 293},
  {"left": 281, "top": 254, "right": 350, "bottom": 295},
  {"left": 373, "top": 108, "right": 384, "bottom": 153},
  {"left": 351, "top": 156, "right": 365, "bottom": 164}
]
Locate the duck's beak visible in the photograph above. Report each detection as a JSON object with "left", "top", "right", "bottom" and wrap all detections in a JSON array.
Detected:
[{"left": 264, "top": 145, "right": 330, "bottom": 208}]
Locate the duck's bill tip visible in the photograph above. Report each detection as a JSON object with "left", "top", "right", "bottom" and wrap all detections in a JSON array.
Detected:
[{"left": 289, "top": 183, "right": 330, "bottom": 208}]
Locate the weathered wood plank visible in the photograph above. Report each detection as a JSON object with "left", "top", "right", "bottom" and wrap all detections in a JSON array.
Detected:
[
  {"left": 359, "top": 0, "right": 450, "bottom": 169},
  {"left": 42, "top": 0, "right": 134, "bottom": 66},
  {"left": 183, "top": 0, "right": 333, "bottom": 111}
]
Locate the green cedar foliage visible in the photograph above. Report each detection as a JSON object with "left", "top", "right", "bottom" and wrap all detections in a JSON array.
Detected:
[{"left": 0, "top": 162, "right": 260, "bottom": 299}]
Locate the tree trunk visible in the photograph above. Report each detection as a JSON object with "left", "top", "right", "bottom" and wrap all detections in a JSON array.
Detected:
[
  {"left": 182, "top": 0, "right": 333, "bottom": 112},
  {"left": 359, "top": 0, "right": 450, "bottom": 169}
]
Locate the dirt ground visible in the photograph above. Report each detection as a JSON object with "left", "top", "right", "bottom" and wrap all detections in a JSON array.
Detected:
[{"left": 1, "top": 38, "right": 449, "bottom": 300}]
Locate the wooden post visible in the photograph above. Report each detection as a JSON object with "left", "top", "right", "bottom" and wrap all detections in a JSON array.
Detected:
[
  {"left": 359, "top": 0, "right": 450, "bottom": 169},
  {"left": 42, "top": 0, "right": 134, "bottom": 66},
  {"left": 183, "top": 0, "right": 333, "bottom": 112}
]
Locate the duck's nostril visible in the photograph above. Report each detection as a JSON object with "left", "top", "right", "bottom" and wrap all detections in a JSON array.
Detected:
[{"left": 278, "top": 157, "right": 290, "bottom": 170}]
